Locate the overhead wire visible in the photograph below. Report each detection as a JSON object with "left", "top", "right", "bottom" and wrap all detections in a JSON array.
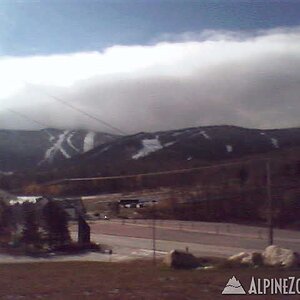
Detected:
[
  {"left": 23, "top": 81, "right": 127, "bottom": 135},
  {"left": 1, "top": 84, "right": 300, "bottom": 190},
  {"left": 5, "top": 107, "right": 49, "bottom": 129},
  {"left": 0, "top": 107, "right": 97, "bottom": 157},
  {"left": 41, "top": 156, "right": 290, "bottom": 184},
  {"left": 1, "top": 106, "right": 299, "bottom": 172}
]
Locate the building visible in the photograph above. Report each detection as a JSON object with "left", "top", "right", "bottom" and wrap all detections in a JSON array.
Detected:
[{"left": 52, "top": 197, "right": 86, "bottom": 220}]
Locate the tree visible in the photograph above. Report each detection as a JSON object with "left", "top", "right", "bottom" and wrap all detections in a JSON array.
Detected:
[
  {"left": 238, "top": 167, "right": 249, "bottom": 186},
  {"left": 21, "top": 204, "right": 40, "bottom": 245},
  {"left": 42, "top": 200, "right": 70, "bottom": 247},
  {"left": 0, "top": 201, "right": 12, "bottom": 236}
]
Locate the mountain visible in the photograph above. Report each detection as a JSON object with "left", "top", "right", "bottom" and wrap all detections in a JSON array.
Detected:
[
  {"left": 3, "top": 125, "right": 299, "bottom": 226},
  {"left": 1, "top": 125, "right": 300, "bottom": 181},
  {"left": 0, "top": 128, "right": 118, "bottom": 173},
  {"left": 52, "top": 125, "right": 300, "bottom": 178}
]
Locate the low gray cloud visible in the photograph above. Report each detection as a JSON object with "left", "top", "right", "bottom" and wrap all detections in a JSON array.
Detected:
[{"left": 0, "top": 27, "right": 300, "bottom": 133}]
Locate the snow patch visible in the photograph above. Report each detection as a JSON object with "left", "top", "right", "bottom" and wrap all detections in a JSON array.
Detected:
[
  {"left": 44, "top": 130, "right": 70, "bottom": 162},
  {"left": 260, "top": 132, "right": 280, "bottom": 149},
  {"left": 164, "top": 141, "right": 175, "bottom": 147},
  {"left": 83, "top": 132, "right": 96, "bottom": 152},
  {"left": 132, "top": 136, "right": 163, "bottom": 159},
  {"left": 10, "top": 196, "right": 43, "bottom": 205},
  {"left": 200, "top": 130, "right": 211, "bottom": 140},
  {"left": 67, "top": 132, "right": 80, "bottom": 153},
  {"left": 271, "top": 138, "right": 279, "bottom": 148},
  {"left": 172, "top": 131, "right": 183, "bottom": 137},
  {"left": 45, "top": 130, "right": 55, "bottom": 142},
  {"left": 48, "top": 136, "right": 55, "bottom": 142},
  {"left": 190, "top": 129, "right": 211, "bottom": 139},
  {"left": 99, "top": 145, "right": 111, "bottom": 153},
  {"left": 59, "top": 146, "right": 71, "bottom": 159},
  {"left": 0, "top": 171, "right": 13, "bottom": 176},
  {"left": 226, "top": 145, "right": 233, "bottom": 153},
  {"left": 171, "top": 129, "right": 192, "bottom": 137}
]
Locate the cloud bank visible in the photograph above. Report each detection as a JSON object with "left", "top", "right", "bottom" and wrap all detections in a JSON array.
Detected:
[{"left": 0, "top": 27, "right": 300, "bottom": 133}]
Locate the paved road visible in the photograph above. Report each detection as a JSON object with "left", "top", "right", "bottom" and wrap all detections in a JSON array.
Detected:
[
  {"left": 1, "top": 219, "right": 300, "bottom": 264},
  {"left": 80, "top": 219, "right": 300, "bottom": 257}
]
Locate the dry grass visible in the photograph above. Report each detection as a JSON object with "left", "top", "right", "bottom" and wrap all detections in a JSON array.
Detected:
[{"left": 1, "top": 260, "right": 300, "bottom": 299}]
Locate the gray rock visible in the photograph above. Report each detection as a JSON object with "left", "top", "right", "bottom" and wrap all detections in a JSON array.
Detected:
[
  {"left": 263, "top": 245, "right": 299, "bottom": 268},
  {"left": 228, "top": 252, "right": 249, "bottom": 264},
  {"left": 241, "top": 252, "right": 263, "bottom": 266},
  {"left": 251, "top": 252, "right": 264, "bottom": 266},
  {"left": 229, "top": 251, "right": 263, "bottom": 266},
  {"left": 163, "top": 249, "right": 199, "bottom": 269}
]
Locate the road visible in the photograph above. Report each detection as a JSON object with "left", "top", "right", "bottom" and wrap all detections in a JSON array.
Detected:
[
  {"left": 1, "top": 219, "right": 300, "bottom": 264},
  {"left": 81, "top": 219, "right": 300, "bottom": 258}
]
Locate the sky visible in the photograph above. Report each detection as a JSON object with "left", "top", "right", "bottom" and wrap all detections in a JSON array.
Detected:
[{"left": 0, "top": 0, "right": 300, "bottom": 134}]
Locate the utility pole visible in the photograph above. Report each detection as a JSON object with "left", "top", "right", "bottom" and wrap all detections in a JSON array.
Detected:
[
  {"left": 152, "top": 205, "right": 156, "bottom": 265},
  {"left": 266, "top": 160, "right": 273, "bottom": 245}
]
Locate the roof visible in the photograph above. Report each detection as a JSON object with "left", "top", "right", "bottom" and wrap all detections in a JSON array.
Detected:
[
  {"left": 52, "top": 197, "right": 85, "bottom": 212},
  {"left": 9, "top": 196, "right": 44, "bottom": 205},
  {"left": 0, "top": 189, "right": 17, "bottom": 203}
]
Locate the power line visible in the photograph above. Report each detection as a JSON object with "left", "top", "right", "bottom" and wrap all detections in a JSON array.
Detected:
[
  {"left": 41, "top": 157, "right": 269, "bottom": 186},
  {"left": 23, "top": 81, "right": 127, "bottom": 135},
  {"left": 5, "top": 107, "right": 49, "bottom": 129},
  {"left": 0, "top": 114, "right": 98, "bottom": 174},
  {"left": 4, "top": 108, "right": 58, "bottom": 145},
  {"left": 2, "top": 107, "right": 97, "bottom": 150}
]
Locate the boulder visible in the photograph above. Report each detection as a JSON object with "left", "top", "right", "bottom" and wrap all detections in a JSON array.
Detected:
[
  {"left": 241, "top": 252, "right": 263, "bottom": 266},
  {"left": 228, "top": 252, "right": 249, "bottom": 264},
  {"left": 263, "top": 245, "right": 299, "bottom": 268},
  {"left": 228, "top": 251, "right": 263, "bottom": 266},
  {"left": 163, "top": 250, "right": 199, "bottom": 269},
  {"left": 251, "top": 252, "right": 264, "bottom": 266}
]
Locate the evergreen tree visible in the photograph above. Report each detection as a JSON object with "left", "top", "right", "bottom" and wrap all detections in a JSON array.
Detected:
[
  {"left": 42, "top": 200, "right": 70, "bottom": 247},
  {"left": 21, "top": 205, "right": 40, "bottom": 244},
  {"left": 0, "top": 201, "right": 12, "bottom": 236}
]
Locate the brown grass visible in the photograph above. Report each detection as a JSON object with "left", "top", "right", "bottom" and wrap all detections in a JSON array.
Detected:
[{"left": 0, "top": 260, "right": 300, "bottom": 299}]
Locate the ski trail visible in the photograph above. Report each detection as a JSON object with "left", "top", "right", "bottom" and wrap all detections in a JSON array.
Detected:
[
  {"left": 83, "top": 132, "right": 96, "bottom": 152},
  {"left": 44, "top": 130, "right": 70, "bottom": 162},
  {"left": 67, "top": 132, "right": 80, "bottom": 153}
]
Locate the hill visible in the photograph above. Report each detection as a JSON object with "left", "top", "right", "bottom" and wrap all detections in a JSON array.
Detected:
[
  {"left": 49, "top": 125, "right": 300, "bottom": 178},
  {"left": 0, "top": 128, "right": 118, "bottom": 173},
  {"left": 1, "top": 125, "right": 300, "bottom": 194}
]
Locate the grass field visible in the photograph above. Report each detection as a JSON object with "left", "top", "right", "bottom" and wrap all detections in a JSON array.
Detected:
[{"left": 1, "top": 260, "right": 300, "bottom": 299}]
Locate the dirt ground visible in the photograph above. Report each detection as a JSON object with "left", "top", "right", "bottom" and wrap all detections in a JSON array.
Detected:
[{"left": 1, "top": 260, "right": 300, "bottom": 299}]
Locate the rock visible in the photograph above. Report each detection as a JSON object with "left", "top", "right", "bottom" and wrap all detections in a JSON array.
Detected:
[
  {"left": 163, "top": 249, "right": 200, "bottom": 269},
  {"left": 251, "top": 252, "right": 264, "bottom": 266},
  {"left": 263, "top": 245, "right": 299, "bottom": 268},
  {"left": 228, "top": 251, "right": 263, "bottom": 266},
  {"left": 240, "top": 255, "right": 251, "bottom": 265},
  {"left": 228, "top": 252, "right": 249, "bottom": 264},
  {"left": 241, "top": 252, "right": 263, "bottom": 266}
]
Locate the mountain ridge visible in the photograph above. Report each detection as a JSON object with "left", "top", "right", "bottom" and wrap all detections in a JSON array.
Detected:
[
  {"left": 0, "top": 128, "right": 118, "bottom": 173},
  {"left": 45, "top": 125, "right": 300, "bottom": 180},
  {"left": 1, "top": 125, "right": 300, "bottom": 179}
]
